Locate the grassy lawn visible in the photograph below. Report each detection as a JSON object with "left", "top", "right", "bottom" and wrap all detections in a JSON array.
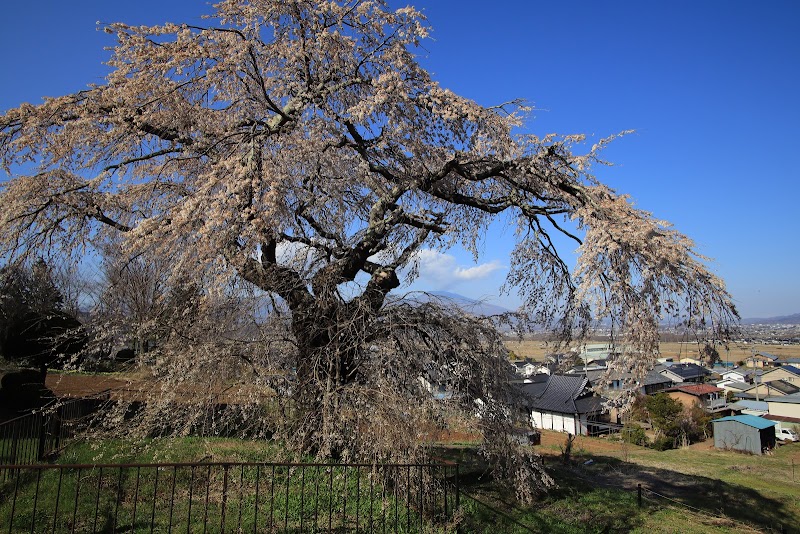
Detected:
[
  {"left": 452, "top": 430, "right": 799, "bottom": 533},
  {"left": 1, "top": 438, "right": 456, "bottom": 533},
  {"left": 2, "top": 434, "right": 799, "bottom": 532}
]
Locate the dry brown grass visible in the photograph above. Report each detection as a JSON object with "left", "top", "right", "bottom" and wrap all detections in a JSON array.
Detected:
[{"left": 503, "top": 339, "right": 800, "bottom": 363}]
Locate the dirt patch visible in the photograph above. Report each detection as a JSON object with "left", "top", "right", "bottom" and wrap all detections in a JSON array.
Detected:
[
  {"left": 538, "top": 429, "right": 626, "bottom": 455},
  {"left": 44, "top": 372, "right": 132, "bottom": 398}
]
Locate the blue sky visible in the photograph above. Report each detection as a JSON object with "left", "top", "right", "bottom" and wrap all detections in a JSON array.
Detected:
[{"left": 1, "top": 1, "right": 798, "bottom": 318}]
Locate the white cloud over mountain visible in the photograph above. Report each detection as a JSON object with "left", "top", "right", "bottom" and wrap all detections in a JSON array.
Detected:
[{"left": 411, "top": 249, "right": 504, "bottom": 286}]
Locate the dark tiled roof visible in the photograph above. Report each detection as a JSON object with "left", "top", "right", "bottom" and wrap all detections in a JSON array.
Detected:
[
  {"left": 519, "top": 381, "right": 549, "bottom": 402},
  {"left": 660, "top": 363, "right": 708, "bottom": 380},
  {"left": 530, "top": 374, "right": 603, "bottom": 414},
  {"left": 764, "top": 380, "right": 800, "bottom": 395},
  {"left": 574, "top": 396, "right": 606, "bottom": 414},
  {"left": 642, "top": 370, "right": 673, "bottom": 386}
]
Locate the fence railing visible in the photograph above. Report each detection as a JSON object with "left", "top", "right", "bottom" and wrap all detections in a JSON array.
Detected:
[
  {"left": 0, "top": 395, "right": 109, "bottom": 472},
  {"left": 0, "top": 460, "right": 459, "bottom": 533},
  {"left": 704, "top": 397, "right": 729, "bottom": 412}
]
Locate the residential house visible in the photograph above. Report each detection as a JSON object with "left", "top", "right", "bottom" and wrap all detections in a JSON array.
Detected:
[
  {"left": 719, "top": 380, "right": 757, "bottom": 399},
  {"left": 639, "top": 370, "right": 674, "bottom": 396},
  {"left": 745, "top": 351, "right": 779, "bottom": 368},
  {"left": 575, "top": 343, "right": 617, "bottom": 363},
  {"left": 712, "top": 415, "right": 777, "bottom": 455},
  {"left": 749, "top": 380, "right": 800, "bottom": 399},
  {"left": 536, "top": 353, "right": 570, "bottom": 375},
  {"left": 760, "top": 365, "right": 800, "bottom": 386},
  {"left": 575, "top": 368, "right": 671, "bottom": 397},
  {"left": 528, "top": 374, "right": 609, "bottom": 436},
  {"left": 719, "top": 367, "right": 755, "bottom": 385},
  {"left": 721, "top": 379, "right": 799, "bottom": 401},
  {"left": 517, "top": 373, "right": 551, "bottom": 403},
  {"left": 510, "top": 359, "right": 539, "bottom": 378},
  {"left": 659, "top": 363, "right": 708, "bottom": 385},
  {"left": 665, "top": 384, "right": 728, "bottom": 414},
  {"left": 764, "top": 393, "right": 800, "bottom": 420}
]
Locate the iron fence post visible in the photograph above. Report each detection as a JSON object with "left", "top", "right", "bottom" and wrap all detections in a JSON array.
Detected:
[
  {"left": 455, "top": 463, "right": 460, "bottom": 511},
  {"left": 37, "top": 413, "right": 48, "bottom": 460}
]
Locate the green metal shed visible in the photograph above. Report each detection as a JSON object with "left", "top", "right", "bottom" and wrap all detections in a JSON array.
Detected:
[{"left": 713, "top": 414, "right": 777, "bottom": 455}]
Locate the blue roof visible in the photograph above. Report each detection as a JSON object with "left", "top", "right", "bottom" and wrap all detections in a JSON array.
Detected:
[
  {"left": 780, "top": 365, "right": 800, "bottom": 376},
  {"left": 714, "top": 414, "right": 776, "bottom": 430}
]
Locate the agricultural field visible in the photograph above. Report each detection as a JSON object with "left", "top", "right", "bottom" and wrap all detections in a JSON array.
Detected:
[{"left": 504, "top": 338, "right": 800, "bottom": 364}]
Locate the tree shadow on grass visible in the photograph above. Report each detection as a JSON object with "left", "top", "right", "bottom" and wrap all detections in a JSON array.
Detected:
[
  {"left": 545, "top": 450, "right": 796, "bottom": 534},
  {"left": 434, "top": 445, "right": 796, "bottom": 533}
]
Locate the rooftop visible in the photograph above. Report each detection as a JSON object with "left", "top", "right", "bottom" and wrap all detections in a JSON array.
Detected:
[
  {"left": 728, "top": 400, "right": 768, "bottom": 412},
  {"left": 667, "top": 384, "right": 724, "bottom": 396},
  {"left": 765, "top": 393, "right": 800, "bottom": 404},
  {"left": 713, "top": 414, "right": 776, "bottom": 430},
  {"left": 660, "top": 363, "right": 708, "bottom": 379},
  {"left": 530, "top": 374, "right": 603, "bottom": 414}
]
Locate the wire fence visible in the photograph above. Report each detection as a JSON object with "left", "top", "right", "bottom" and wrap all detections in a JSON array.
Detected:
[{"left": 0, "top": 460, "right": 459, "bottom": 533}]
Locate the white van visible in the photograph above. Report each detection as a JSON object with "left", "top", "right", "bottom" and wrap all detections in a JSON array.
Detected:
[{"left": 776, "top": 427, "right": 798, "bottom": 442}]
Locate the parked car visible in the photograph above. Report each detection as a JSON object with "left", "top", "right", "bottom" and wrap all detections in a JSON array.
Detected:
[{"left": 776, "top": 427, "right": 798, "bottom": 442}]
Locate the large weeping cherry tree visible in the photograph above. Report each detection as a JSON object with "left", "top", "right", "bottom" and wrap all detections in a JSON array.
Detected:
[{"left": 0, "top": 0, "right": 736, "bottom": 498}]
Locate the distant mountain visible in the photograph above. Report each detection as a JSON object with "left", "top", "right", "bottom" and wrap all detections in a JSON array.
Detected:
[
  {"left": 398, "top": 291, "right": 511, "bottom": 317},
  {"left": 741, "top": 313, "right": 800, "bottom": 325},
  {"left": 400, "top": 293, "right": 800, "bottom": 326}
]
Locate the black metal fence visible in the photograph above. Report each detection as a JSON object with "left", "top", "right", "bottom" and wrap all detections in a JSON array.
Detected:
[
  {"left": 0, "top": 460, "right": 459, "bottom": 533},
  {"left": 0, "top": 395, "right": 108, "bottom": 473}
]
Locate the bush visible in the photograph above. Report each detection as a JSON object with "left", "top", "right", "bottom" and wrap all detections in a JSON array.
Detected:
[
  {"left": 651, "top": 436, "right": 674, "bottom": 451},
  {"left": 621, "top": 424, "right": 649, "bottom": 447}
]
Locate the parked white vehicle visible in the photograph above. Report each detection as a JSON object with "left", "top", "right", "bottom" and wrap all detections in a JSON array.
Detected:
[{"left": 776, "top": 427, "right": 798, "bottom": 442}]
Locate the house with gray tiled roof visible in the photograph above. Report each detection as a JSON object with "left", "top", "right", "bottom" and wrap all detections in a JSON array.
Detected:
[
  {"left": 516, "top": 373, "right": 550, "bottom": 400},
  {"left": 659, "top": 363, "right": 709, "bottom": 384},
  {"left": 746, "top": 351, "right": 779, "bottom": 368},
  {"left": 570, "top": 368, "right": 671, "bottom": 397},
  {"left": 721, "top": 378, "right": 800, "bottom": 401},
  {"left": 527, "top": 374, "right": 609, "bottom": 436}
]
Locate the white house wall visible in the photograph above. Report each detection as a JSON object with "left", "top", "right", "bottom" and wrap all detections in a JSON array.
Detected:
[
  {"left": 531, "top": 410, "right": 581, "bottom": 435},
  {"left": 767, "top": 401, "right": 800, "bottom": 419}
]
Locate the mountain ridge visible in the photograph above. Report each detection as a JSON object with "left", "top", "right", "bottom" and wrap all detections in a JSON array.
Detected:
[
  {"left": 405, "top": 292, "right": 800, "bottom": 325},
  {"left": 741, "top": 312, "right": 800, "bottom": 325}
]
